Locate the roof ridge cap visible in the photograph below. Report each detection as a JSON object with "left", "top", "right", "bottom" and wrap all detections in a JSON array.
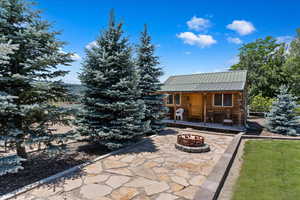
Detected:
[
  {"left": 169, "top": 70, "right": 247, "bottom": 77},
  {"left": 164, "top": 81, "right": 245, "bottom": 85}
]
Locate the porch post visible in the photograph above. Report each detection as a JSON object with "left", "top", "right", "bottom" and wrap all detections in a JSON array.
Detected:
[
  {"left": 203, "top": 93, "right": 207, "bottom": 123},
  {"left": 174, "top": 93, "right": 177, "bottom": 121}
]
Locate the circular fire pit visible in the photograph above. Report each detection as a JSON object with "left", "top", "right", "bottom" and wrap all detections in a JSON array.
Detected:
[{"left": 175, "top": 133, "right": 210, "bottom": 153}]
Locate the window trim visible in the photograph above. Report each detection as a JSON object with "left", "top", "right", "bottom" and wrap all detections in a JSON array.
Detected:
[
  {"left": 166, "top": 94, "right": 174, "bottom": 105},
  {"left": 166, "top": 93, "right": 181, "bottom": 106},
  {"left": 174, "top": 94, "right": 181, "bottom": 105},
  {"left": 213, "top": 93, "right": 233, "bottom": 107}
]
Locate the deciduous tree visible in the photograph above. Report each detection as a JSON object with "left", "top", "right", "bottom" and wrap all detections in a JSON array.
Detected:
[{"left": 231, "top": 37, "right": 286, "bottom": 99}]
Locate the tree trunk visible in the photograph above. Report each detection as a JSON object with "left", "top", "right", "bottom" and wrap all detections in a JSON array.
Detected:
[{"left": 16, "top": 142, "right": 27, "bottom": 159}]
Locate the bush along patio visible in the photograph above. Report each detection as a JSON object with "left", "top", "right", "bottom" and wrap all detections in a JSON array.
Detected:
[
  {"left": 266, "top": 86, "right": 300, "bottom": 136},
  {"left": 233, "top": 140, "right": 300, "bottom": 200}
]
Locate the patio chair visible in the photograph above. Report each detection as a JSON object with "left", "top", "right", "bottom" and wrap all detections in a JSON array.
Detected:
[{"left": 175, "top": 108, "right": 184, "bottom": 120}]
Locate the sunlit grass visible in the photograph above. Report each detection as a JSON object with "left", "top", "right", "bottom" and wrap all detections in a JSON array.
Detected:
[{"left": 232, "top": 140, "right": 300, "bottom": 200}]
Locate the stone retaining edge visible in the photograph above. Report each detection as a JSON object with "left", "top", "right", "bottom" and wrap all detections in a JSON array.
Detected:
[
  {"left": 242, "top": 134, "right": 300, "bottom": 140},
  {"left": 194, "top": 132, "right": 243, "bottom": 200},
  {"left": 0, "top": 135, "right": 157, "bottom": 200}
]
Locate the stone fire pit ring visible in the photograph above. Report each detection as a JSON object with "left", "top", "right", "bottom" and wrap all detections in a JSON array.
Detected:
[{"left": 175, "top": 133, "right": 210, "bottom": 153}]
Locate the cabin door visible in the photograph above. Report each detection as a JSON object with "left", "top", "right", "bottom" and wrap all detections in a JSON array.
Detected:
[{"left": 188, "top": 93, "right": 203, "bottom": 121}]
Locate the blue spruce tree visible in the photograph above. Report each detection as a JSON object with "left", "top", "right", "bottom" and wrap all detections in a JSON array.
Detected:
[
  {"left": 76, "top": 11, "right": 147, "bottom": 150},
  {"left": 136, "top": 25, "right": 167, "bottom": 134},
  {"left": 266, "top": 86, "right": 300, "bottom": 135},
  {"left": 0, "top": 39, "right": 26, "bottom": 175},
  {"left": 0, "top": 0, "right": 74, "bottom": 160}
]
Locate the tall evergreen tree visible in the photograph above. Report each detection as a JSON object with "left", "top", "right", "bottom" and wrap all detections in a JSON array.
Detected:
[
  {"left": 136, "top": 25, "right": 166, "bottom": 134},
  {"left": 0, "top": 0, "right": 74, "bottom": 159},
  {"left": 266, "top": 86, "right": 300, "bottom": 136},
  {"left": 77, "top": 11, "right": 147, "bottom": 150},
  {"left": 0, "top": 39, "right": 26, "bottom": 176}
]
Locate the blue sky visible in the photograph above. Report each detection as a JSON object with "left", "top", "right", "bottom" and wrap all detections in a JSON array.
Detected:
[{"left": 36, "top": 0, "right": 300, "bottom": 84}]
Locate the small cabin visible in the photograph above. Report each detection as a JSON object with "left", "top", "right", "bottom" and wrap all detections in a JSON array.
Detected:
[{"left": 159, "top": 70, "right": 248, "bottom": 130}]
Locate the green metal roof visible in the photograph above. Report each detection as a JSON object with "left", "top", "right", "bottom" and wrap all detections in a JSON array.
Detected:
[{"left": 160, "top": 70, "right": 247, "bottom": 92}]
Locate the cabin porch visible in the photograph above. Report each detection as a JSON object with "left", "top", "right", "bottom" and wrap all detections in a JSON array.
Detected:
[
  {"left": 162, "top": 91, "right": 247, "bottom": 130},
  {"left": 162, "top": 119, "right": 246, "bottom": 132}
]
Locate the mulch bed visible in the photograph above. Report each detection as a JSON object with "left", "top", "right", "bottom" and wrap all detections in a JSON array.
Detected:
[
  {"left": 0, "top": 141, "right": 110, "bottom": 196},
  {"left": 247, "top": 116, "right": 300, "bottom": 137}
]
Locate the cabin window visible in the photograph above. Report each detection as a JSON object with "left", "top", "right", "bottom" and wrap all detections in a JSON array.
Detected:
[
  {"left": 174, "top": 94, "right": 181, "bottom": 105},
  {"left": 214, "top": 94, "right": 233, "bottom": 107},
  {"left": 166, "top": 94, "right": 181, "bottom": 105},
  {"left": 167, "top": 94, "right": 173, "bottom": 104},
  {"left": 214, "top": 94, "right": 223, "bottom": 106},
  {"left": 223, "top": 94, "right": 233, "bottom": 106}
]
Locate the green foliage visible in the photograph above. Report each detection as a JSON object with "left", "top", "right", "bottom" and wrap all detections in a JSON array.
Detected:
[
  {"left": 0, "top": 38, "right": 18, "bottom": 64},
  {"left": 231, "top": 29, "right": 300, "bottom": 100},
  {"left": 282, "top": 29, "right": 300, "bottom": 97},
  {"left": 231, "top": 36, "right": 287, "bottom": 99},
  {"left": 136, "top": 25, "right": 167, "bottom": 134},
  {"left": 76, "top": 11, "right": 148, "bottom": 150},
  {"left": 296, "top": 102, "right": 300, "bottom": 115},
  {"left": 249, "top": 94, "right": 274, "bottom": 112},
  {"left": 0, "top": 0, "right": 75, "bottom": 160},
  {"left": 0, "top": 155, "right": 26, "bottom": 176},
  {"left": 266, "top": 86, "right": 300, "bottom": 136}
]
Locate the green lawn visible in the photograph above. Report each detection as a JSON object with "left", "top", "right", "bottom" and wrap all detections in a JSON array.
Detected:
[{"left": 232, "top": 140, "right": 300, "bottom": 200}]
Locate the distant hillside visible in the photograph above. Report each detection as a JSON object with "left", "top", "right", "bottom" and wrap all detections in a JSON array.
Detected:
[{"left": 64, "top": 83, "right": 86, "bottom": 100}]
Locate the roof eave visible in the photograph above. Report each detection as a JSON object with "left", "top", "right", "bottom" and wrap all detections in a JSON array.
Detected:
[{"left": 159, "top": 89, "right": 245, "bottom": 93}]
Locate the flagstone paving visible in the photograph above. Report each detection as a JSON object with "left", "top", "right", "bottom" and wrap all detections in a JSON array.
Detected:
[{"left": 15, "top": 129, "right": 233, "bottom": 200}]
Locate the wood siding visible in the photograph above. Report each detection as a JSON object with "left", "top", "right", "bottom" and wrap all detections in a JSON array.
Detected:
[
  {"left": 205, "top": 92, "right": 245, "bottom": 125},
  {"left": 163, "top": 91, "right": 246, "bottom": 125}
]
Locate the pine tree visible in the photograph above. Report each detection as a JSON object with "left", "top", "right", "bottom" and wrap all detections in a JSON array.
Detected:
[
  {"left": 76, "top": 11, "right": 147, "bottom": 150},
  {"left": 0, "top": 39, "right": 26, "bottom": 175},
  {"left": 0, "top": 0, "right": 74, "bottom": 159},
  {"left": 136, "top": 25, "right": 166, "bottom": 134},
  {"left": 266, "top": 86, "right": 300, "bottom": 136}
]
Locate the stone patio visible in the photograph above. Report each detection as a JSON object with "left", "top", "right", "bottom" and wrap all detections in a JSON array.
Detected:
[{"left": 14, "top": 129, "right": 233, "bottom": 200}]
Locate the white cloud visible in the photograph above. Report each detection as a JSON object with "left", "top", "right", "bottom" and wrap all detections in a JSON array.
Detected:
[
  {"left": 276, "top": 36, "right": 294, "bottom": 44},
  {"left": 177, "top": 32, "right": 217, "bottom": 48},
  {"left": 185, "top": 51, "right": 191, "bottom": 55},
  {"left": 86, "top": 41, "right": 98, "bottom": 49},
  {"left": 70, "top": 53, "right": 81, "bottom": 61},
  {"left": 187, "top": 16, "right": 211, "bottom": 31},
  {"left": 59, "top": 48, "right": 81, "bottom": 62},
  {"left": 227, "top": 37, "right": 243, "bottom": 44},
  {"left": 226, "top": 20, "right": 255, "bottom": 35}
]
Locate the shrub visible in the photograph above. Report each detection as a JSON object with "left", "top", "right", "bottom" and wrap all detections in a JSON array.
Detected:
[
  {"left": 250, "top": 94, "right": 274, "bottom": 112},
  {"left": 266, "top": 86, "right": 300, "bottom": 136}
]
